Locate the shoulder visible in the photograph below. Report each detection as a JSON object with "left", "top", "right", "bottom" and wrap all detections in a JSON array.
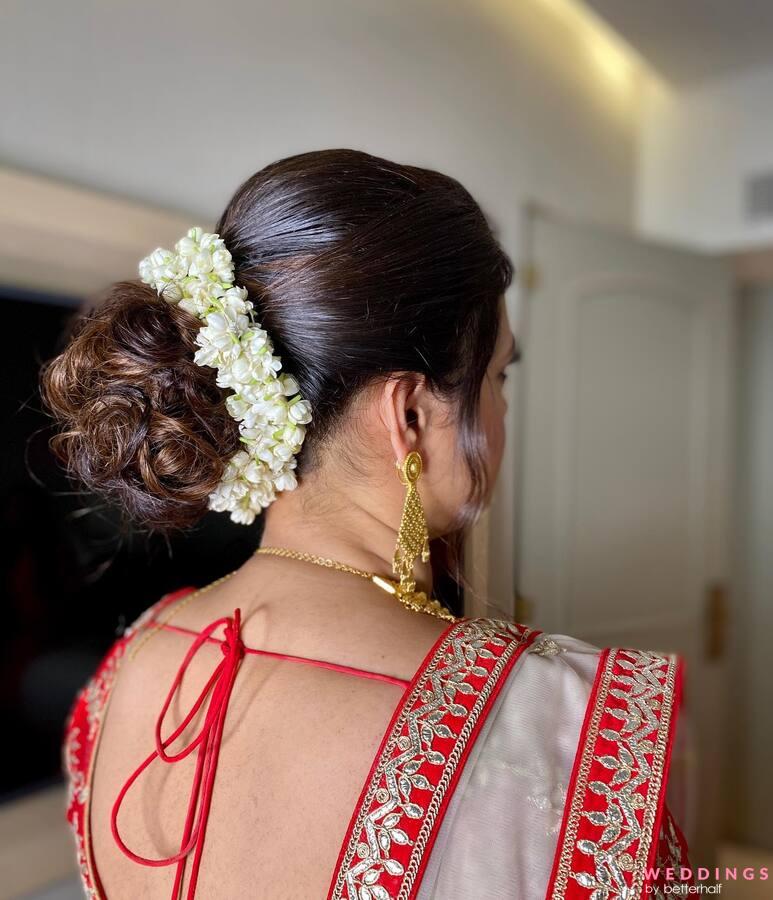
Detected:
[
  {"left": 121, "top": 585, "right": 199, "bottom": 642},
  {"left": 449, "top": 620, "right": 686, "bottom": 897},
  {"left": 61, "top": 584, "right": 198, "bottom": 891},
  {"left": 62, "top": 585, "right": 198, "bottom": 782},
  {"left": 73, "top": 584, "right": 200, "bottom": 715},
  {"left": 453, "top": 620, "right": 607, "bottom": 743},
  {"left": 457, "top": 616, "right": 604, "bottom": 678},
  {"left": 466, "top": 618, "right": 685, "bottom": 777},
  {"left": 468, "top": 617, "right": 684, "bottom": 703}
]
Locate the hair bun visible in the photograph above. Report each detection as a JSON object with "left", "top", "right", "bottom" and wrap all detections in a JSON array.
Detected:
[{"left": 40, "top": 280, "right": 241, "bottom": 531}]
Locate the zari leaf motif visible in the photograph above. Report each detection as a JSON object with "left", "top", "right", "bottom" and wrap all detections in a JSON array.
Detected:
[
  {"left": 564, "top": 649, "right": 678, "bottom": 900},
  {"left": 335, "top": 619, "right": 533, "bottom": 900}
]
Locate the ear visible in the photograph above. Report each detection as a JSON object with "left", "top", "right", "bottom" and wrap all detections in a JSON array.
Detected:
[{"left": 378, "top": 374, "right": 431, "bottom": 465}]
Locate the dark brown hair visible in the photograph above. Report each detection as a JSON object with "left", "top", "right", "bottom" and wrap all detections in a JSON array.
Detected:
[{"left": 40, "top": 149, "right": 513, "bottom": 532}]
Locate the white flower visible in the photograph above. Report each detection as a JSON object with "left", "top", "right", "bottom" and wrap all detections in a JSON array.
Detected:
[
  {"left": 241, "top": 328, "right": 270, "bottom": 356},
  {"left": 212, "top": 249, "right": 234, "bottom": 283},
  {"left": 188, "top": 251, "right": 214, "bottom": 278},
  {"left": 288, "top": 399, "right": 313, "bottom": 425},
  {"left": 279, "top": 374, "right": 299, "bottom": 395},
  {"left": 272, "top": 442, "right": 294, "bottom": 464},
  {"left": 229, "top": 503, "right": 258, "bottom": 526},
  {"left": 274, "top": 470, "right": 298, "bottom": 492},
  {"left": 282, "top": 424, "right": 306, "bottom": 448},
  {"left": 139, "top": 227, "right": 312, "bottom": 524},
  {"left": 221, "top": 286, "right": 249, "bottom": 317}
]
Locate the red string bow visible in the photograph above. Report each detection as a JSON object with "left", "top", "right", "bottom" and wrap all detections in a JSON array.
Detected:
[{"left": 111, "top": 608, "right": 245, "bottom": 900}]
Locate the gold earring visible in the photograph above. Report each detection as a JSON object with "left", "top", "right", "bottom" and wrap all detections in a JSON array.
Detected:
[{"left": 392, "top": 450, "right": 430, "bottom": 594}]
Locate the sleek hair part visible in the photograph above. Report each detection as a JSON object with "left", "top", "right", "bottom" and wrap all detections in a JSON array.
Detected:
[{"left": 40, "top": 149, "right": 513, "bottom": 532}]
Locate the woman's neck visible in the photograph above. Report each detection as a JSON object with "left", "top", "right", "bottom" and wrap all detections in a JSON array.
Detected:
[{"left": 258, "top": 476, "right": 434, "bottom": 595}]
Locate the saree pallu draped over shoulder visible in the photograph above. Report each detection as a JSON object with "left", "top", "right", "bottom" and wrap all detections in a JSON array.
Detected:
[
  {"left": 326, "top": 623, "right": 690, "bottom": 900},
  {"left": 327, "top": 618, "right": 541, "bottom": 899},
  {"left": 63, "top": 590, "right": 691, "bottom": 900}
]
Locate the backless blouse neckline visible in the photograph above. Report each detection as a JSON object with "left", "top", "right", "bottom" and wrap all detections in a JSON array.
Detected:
[{"left": 74, "top": 587, "right": 461, "bottom": 899}]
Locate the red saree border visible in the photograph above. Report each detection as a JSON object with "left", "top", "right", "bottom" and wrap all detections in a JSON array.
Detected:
[
  {"left": 545, "top": 646, "right": 684, "bottom": 900},
  {"left": 650, "top": 803, "right": 693, "bottom": 894},
  {"left": 324, "top": 617, "right": 462, "bottom": 897},
  {"left": 327, "top": 617, "right": 541, "bottom": 900}
]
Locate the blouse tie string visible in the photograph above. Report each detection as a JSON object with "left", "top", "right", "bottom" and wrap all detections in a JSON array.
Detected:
[{"left": 110, "top": 608, "right": 245, "bottom": 900}]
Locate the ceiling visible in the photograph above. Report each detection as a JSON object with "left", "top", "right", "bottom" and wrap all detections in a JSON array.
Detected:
[{"left": 584, "top": 0, "right": 773, "bottom": 87}]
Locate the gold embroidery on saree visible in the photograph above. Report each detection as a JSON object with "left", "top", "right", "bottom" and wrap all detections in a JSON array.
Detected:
[
  {"left": 329, "top": 618, "right": 536, "bottom": 900},
  {"left": 549, "top": 649, "right": 680, "bottom": 900},
  {"left": 530, "top": 636, "right": 566, "bottom": 658}
]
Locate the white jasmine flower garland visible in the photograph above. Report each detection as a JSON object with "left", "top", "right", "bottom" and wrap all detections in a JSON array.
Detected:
[{"left": 139, "top": 227, "right": 312, "bottom": 525}]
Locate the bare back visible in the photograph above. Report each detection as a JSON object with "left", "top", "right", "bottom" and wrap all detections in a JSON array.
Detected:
[{"left": 89, "top": 555, "right": 450, "bottom": 898}]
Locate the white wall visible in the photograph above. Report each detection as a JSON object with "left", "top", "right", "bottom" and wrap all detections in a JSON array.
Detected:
[
  {"left": 0, "top": 0, "right": 643, "bottom": 255},
  {"left": 1, "top": 0, "right": 651, "bottom": 607},
  {"left": 639, "top": 66, "right": 773, "bottom": 252},
  {"left": 638, "top": 53, "right": 773, "bottom": 852},
  {"left": 731, "top": 287, "right": 773, "bottom": 849}
]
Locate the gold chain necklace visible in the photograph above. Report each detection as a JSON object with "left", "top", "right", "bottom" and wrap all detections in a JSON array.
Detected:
[{"left": 254, "top": 546, "right": 458, "bottom": 622}]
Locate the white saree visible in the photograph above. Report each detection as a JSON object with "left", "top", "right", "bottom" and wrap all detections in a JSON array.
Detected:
[{"left": 416, "top": 633, "right": 600, "bottom": 898}]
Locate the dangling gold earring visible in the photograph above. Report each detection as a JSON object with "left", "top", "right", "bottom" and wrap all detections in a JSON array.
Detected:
[{"left": 392, "top": 450, "right": 430, "bottom": 595}]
